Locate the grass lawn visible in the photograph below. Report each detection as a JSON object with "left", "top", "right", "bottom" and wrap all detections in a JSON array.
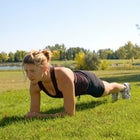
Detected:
[{"left": 0, "top": 70, "right": 140, "bottom": 140}]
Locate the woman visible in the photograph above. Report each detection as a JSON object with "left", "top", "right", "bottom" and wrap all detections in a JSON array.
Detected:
[{"left": 22, "top": 50, "right": 131, "bottom": 119}]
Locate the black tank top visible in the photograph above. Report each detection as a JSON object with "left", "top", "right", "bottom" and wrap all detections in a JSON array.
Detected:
[
  {"left": 38, "top": 67, "right": 90, "bottom": 98},
  {"left": 38, "top": 67, "right": 63, "bottom": 98}
]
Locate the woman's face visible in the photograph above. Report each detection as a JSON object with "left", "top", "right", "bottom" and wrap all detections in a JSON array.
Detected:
[{"left": 24, "top": 64, "right": 44, "bottom": 84}]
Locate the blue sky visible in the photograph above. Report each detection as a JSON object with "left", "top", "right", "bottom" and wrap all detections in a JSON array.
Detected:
[{"left": 0, "top": 0, "right": 140, "bottom": 53}]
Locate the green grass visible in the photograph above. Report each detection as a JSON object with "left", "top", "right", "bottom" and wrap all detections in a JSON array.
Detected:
[{"left": 0, "top": 70, "right": 140, "bottom": 140}]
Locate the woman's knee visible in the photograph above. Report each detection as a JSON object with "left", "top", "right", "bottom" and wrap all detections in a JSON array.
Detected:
[{"left": 102, "top": 81, "right": 112, "bottom": 96}]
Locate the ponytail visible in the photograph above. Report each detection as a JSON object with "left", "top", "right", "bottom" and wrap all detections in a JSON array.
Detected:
[
  {"left": 41, "top": 50, "right": 52, "bottom": 62},
  {"left": 22, "top": 49, "right": 52, "bottom": 66}
]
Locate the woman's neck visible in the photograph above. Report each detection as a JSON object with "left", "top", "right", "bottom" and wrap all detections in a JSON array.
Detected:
[{"left": 41, "top": 70, "right": 51, "bottom": 83}]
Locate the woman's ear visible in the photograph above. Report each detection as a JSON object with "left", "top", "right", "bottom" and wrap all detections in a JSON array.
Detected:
[{"left": 42, "top": 65, "right": 49, "bottom": 73}]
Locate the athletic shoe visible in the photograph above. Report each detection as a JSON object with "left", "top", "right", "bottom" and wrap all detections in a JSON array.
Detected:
[
  {"left": 121, "top": 83, "right": 131, "bottom": 99},
  {"left": 112, "top": 93, "right": 119, "bottom": 101}
]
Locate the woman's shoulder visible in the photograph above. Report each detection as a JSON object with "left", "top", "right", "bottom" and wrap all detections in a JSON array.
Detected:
[
  {"left": 54, "top": 66, "right": 74, "bottom": 81},
  {"left": 54, "top": 66, "right": 73, "bottom": 75}
]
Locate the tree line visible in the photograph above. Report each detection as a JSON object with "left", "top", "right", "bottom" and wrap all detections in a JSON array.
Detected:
[{"left": 0, "top": 41, "right": 140, "bottom": 63}]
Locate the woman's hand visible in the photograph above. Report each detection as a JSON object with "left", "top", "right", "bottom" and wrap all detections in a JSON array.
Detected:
[
  {"left": 25, "top": 112, "right": 40, "bottom": 119},
  {"left": 25, "top": 111, "right": 68, "bottom": 119}
]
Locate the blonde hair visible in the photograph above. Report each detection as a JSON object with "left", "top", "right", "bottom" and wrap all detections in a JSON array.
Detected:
[{"left": 22, "top": 50, "right": 52, "bottom": 67}]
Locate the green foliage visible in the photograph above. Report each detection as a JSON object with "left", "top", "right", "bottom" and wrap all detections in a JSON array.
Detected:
[
  {"left": 46, "top": 44, "right": 66, "bottom": 51},
  {"left": 51, "top": 50, "right": 60, "bottom": 60},
  {"left": 100, "top": 60, "right": 109, "bottom": 70},
  {"left": 66, "top": 47, "right": 87, "bottom": 60},
  {"left": 14, "top": 50, "right": 27, "bottom": 62},
  {"left": 1, "top": 41, "right": 140, "bottom": 64},
  {"left": 51, "top": 59, "right": 140, "bottom": 71},
  {"left": 0, "top": 52, "right": 8, "bottom": 62},
  {"left": 0, "top": 50, "right": 28, "bottom": 63},
  {"left": 75, "top": 52, "right": 101, "bottom": 70},
  {"left": 0, "top": 70, "right": 140, "bottom": 139},
  {"left": 115, "top": 41, "right": 140, "bottom": 59},
  {"left": 74, "top": 52, "right": 85, "bottom": 69},
  {"left": 8, "top": 52, "right": 15, "bottom": 62},
  {"left": 115, "top": 46, "right": 127, "bottom": 59},
  {"left": 98, "top": 48, "right": 114, "bottom": 59},
  {"left": 46, "top": 44, "right": 66, "bottom": 60},
  {"left": 84, "top": 52, "right": 100, "bottom": 70}
]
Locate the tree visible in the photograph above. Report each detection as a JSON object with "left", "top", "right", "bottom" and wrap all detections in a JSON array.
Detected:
[
  {"left": 124, "top": 41, "right": 135, "bottom": 59},
  {"left": 100, "top": 60, "right": 109, "bottom": 70},
  {"left": 74, "top": 52, "right": 85, "bottom": 69},
  {"left": 134, "top": 44, "right": 140, "bottom": 59},
  {"left": 14, "top": 50, "right": 27, "bottom": 62},
  {"left": 98, "top": 48, "right": 114, "bottom": 59},
  {"left": 52, "top": 50, "right": 60, "bottom": 60},
  {"left": 115, "top": 46, "right": 127, "bottom": 59},
  {"left": 66, "top": 47, "right": 87, "bottom": 60},
  {"left": 66, "top": 47, "right": 76, "bottom": 60},
  {"left": 45, "top": 44, "right": 66, "bottom": 60},
  {"left": 84, "top": 52, "right": 100, "bottom": 70},
  {"left": 8, "top": 52, "right": 15, "bottom": 62},
  {"left": 136, "top": 24, "right": 140, "bottom": 36},
  {"left": 115, "top": 41, "right": 139, "bottom": 59},
  {"left": 0, "top": 52, "right": 8, "bottom": 62}
]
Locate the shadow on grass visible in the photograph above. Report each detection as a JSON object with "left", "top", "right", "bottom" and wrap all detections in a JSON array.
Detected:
[
  {"left": 0, "top": 99, "right": 107, "bottom": 127},
  {"left": 101, "top": 73, "right": 140, "bottom": 83},
  {"left": 0, "top": 116, "right": 25, "bottom": 127}
]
